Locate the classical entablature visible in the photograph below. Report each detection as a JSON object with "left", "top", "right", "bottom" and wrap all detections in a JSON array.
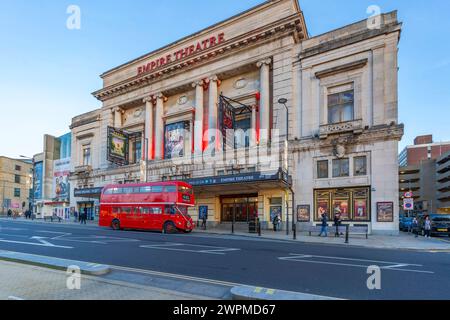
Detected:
[{"left": 92, "top": 1, "right": 307, "bottom": 102}]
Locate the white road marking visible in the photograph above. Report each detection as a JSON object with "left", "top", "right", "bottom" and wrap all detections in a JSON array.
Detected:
[
  {"left": 0, "top": 238, "right": 73, "bottom": 249},
  {"left": 140, "top": 243, "right": 240, "bottom": 255},
  {"left": 278, "top": 253, "right": 434, "bottom": 274}
]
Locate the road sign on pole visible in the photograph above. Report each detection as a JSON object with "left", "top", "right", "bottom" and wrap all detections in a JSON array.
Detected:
[{"left": 403, "top": 198, "right": 414, "bottom": 211}]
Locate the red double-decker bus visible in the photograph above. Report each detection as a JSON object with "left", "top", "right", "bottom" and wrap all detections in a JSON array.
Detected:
[{"left": 99, "top": 181, "right": 195, "bottom": 233}]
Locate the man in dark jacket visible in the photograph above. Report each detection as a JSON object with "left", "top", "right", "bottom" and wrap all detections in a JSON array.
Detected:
[
  {"left": 334, "top": 213, "right": 342, "bottom": 237},
  {"left": 318, "top": 213, "right": 328, "bottom": 237}
]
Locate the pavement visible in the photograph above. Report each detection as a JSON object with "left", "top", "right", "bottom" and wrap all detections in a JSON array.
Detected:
[
  {"left": 0, "top": 260, "right": 208, "bottom": 300},
  {"left": 0, "top": 218, "right": 450, "bottom": 300}
]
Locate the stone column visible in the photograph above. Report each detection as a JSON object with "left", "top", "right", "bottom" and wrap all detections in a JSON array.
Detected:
[
  {"left": 112, "top": 107, "right": 123, "bottom": 128},
  {"left": 257, "top": 58, "right": 272, "bottom": 144},
  {"left": 143, "top": 96, "right": 154, "bottom": 160},
  {"left": 251, "top": 104, "right": 257, "bottom": 146},
  {"left": 154, "top": 93, "right": 166, "bottom": 160},
  {"left": 192, "top": 80, "right": 204, "bottom": 154},
  {"left": 208, "top": 76, "right": 219, "bottom": 147}
]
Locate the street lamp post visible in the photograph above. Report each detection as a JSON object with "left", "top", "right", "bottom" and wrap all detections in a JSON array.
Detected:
[
  {"left": 20, "top": 155, "right": 34, "bottom": 213},
  {"left": 278, "top": 98, "right": 296, "bottom": 239}
]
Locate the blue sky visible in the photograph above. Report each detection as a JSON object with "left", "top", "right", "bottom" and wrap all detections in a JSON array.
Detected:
[{"left": 0, "top": 0, "right": 449, "bottom": 158}]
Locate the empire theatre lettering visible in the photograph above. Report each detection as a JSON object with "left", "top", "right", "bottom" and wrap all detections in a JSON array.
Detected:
[{"left": 137, "top": 33, "right": 225, "bottom": 75}]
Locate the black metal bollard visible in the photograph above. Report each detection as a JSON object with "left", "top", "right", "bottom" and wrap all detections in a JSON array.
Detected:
[{"left": 345, "top": 225, "right": 349, "bottom": 244}]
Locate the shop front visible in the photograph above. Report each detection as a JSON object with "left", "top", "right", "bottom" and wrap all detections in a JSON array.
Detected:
[
  {"left": 73, "top": 187, "right": 103, "bottom": 221},
  {"left": 186, "top": 170, "right": 292, "bottom": 230}
]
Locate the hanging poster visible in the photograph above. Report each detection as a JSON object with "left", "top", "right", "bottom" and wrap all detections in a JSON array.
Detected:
[
  {"left": 164, "top": 121, "right": 188, "bottom": 159},
  {"left": 270, "top": 206, "right": 282, "bottom": 223},
  {"left": 53, "top": 158, "right": 71, "bottom": 202},
  {"left": 107, "top": 127, "right": 129, "bottom": 165},
  {"left": 33, "top": 161, "right": 43, "bottom": 200}
]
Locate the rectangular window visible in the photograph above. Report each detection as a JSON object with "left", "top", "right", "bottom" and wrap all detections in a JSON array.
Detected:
[
  {"left": 354, "top": 156, "right": 367, "bottom": 176},
  {"left": 83, "top": 146, "right": 91, "bottom": 166},
  {"left": 15, "top": 165, "right": 21, "bottom": 171},
  {"left": 328, "top": 90, "right": 354, "bottom": 124},
  {"left": 317, "top": 160, "right": 329, "bottom": 179},
  {"left": 332, "top": 159, "right": 350, "bottom": 178},
  {"left": 134, "top": 140, "right": 142, "bottom": 164},
  {"left": 15, "top": 175, "right": 21, "bottom": 184},
  {"left": 14, "top": 188, "right": 20, "bottom": 197}
]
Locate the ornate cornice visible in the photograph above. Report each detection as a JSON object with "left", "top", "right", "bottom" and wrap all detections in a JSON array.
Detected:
[
  {"left": 92, "top": 13, "right": 306, "bottom": 102},
  {"left": 291, "top": 124, "right": 404, "bottom": 153}
]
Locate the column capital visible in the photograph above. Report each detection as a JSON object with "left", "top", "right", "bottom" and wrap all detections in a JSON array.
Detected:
[
  {"left": 209, "top": 75, "right": 219, "bottom": 82},
  {"left": 111, "top": 106, "right": 124, "bottom": 114},
  {"left": 256, "top": 58, "right": 272, "bottom": 68},
  {"left": 192, "top": 80, "right": 204, "bottom": 88},
  {"left": 155, "top": 92, "right": 168, "bottom": 103},
  {"left": 143, "top": 96, "right": 154, "bottom": 104}
]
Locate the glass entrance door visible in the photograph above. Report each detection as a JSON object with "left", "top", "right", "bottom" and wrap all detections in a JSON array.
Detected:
[{"left": 221, "top": 195, "right": 258, "bottom": 223}]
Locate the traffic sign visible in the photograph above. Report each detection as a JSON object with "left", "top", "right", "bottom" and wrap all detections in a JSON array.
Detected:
[
  {"left": 404, "top": 191, "right": 413, "bottom": 198},
  {"left": 403, "top": 198, "right": 414, "bottom": 211}
]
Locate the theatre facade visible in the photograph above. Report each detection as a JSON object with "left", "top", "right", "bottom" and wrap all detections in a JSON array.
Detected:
[{"left": 69, "top": 0, "right": 403, "bottom": 234}]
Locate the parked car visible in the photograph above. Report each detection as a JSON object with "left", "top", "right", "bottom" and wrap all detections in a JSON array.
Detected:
[
  {"left": 417, "top": 214, "right": 450, "bottom": 237},
  {"left": 399, "top": 217, "right": 413, "bottom": 232}
]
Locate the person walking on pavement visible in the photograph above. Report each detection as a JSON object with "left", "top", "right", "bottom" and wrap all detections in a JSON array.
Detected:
[
  {"left": 424, "top": 216, "right": 432, "bottom": 238},
  {"left": 412, "top": 217, "right": 419, "bottom": 238},
  {"left": 318, "top": 213, "right": 328, "bottom": 237},
  {"left": 7, "top": 209, "right": 12, "bottom": 218},
  {"left": 334, "top": 213, "right": 342, "bottom": 237}
]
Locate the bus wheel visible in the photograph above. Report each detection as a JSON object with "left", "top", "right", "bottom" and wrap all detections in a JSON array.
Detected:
[
  {"left": 111, "top": 219, "right": 121, "bottom": 231},
  {"left": 163, "top": 222, "right": 177, "bottom": 234}
]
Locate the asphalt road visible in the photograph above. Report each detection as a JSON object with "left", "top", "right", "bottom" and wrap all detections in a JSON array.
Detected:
[{"left": 0, "top": 219, "right": 449, "bottom": 300}]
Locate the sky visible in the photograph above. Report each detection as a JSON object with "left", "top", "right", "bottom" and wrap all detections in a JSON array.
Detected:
[{"left": 0, "top": 0, "right": 449, "bottom": 158}]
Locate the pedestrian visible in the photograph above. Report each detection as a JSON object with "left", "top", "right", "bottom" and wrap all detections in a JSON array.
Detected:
[
  {"left": 74, "top": 210, "right": 78, "bottom": 223},
  {"left": 424, "top": 216, "right": 432, "bottom": 238},
  {"left": 318, "top": 213, "right": 328, "bottom": 237},
  {"left": 412, "top": 217, "right": 419, "bottom": 238},
  {"left": 334, "top": 213, "right": 342, "bottom": 237},
  {"left": 83, "top": 209, "right": 88, "bottom": 225},
  {"left": 7, "top": 209, "right": 12, "bottom": 218},
  {"left": 201, "top": 214, "right": 207, "bottom": 230}
]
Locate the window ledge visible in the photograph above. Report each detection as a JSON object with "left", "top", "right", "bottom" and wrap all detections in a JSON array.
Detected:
[{"left": 319, "top": 119, "right": 363, "bottom": 139}]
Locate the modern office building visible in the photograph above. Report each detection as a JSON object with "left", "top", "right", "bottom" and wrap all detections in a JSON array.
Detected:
[
  {"left": 399, "top": 135, "right": 450, "bottom": 167},
  {"left": 32, "top": 133, "right": 72, "bottom": 219},
  {"left": 437, "top": 150, "right": 450, "bottom": 214},
  {"left": 70, "top": 0, "right": 403, "bottom": 234},
  {"left": 0, "top": 156, "right": 32, "bottom": 215}
]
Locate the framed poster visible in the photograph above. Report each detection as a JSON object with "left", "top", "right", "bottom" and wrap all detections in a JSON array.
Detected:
[
  {"left": 377, "top": 202, "right": 394, "bottom": 222},
  {"left": 297, "top": 205, "right": 310, "bottom": 222},
  {"left": 199, "top": 206, "right": 208, "bottom": 220},
  {"left": 270, "top": 206, "right": 282, "bottom": 223},
  {"left": 354, "top": 199, "right": 368, "bottom": 221},
  {"left": 332, "top": 200, "right": 350, "bottom": 220}
]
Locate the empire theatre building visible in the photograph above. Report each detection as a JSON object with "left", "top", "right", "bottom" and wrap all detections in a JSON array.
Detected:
[{"left": 70, "top": 0, "right": 403, "bottom": 234}]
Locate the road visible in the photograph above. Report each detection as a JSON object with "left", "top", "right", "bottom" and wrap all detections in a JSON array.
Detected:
[{"left": 0, "top": 219, "right": 449, "bottom": 300}]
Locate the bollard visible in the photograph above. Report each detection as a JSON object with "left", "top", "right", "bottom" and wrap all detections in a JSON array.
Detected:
[
  {"left": 293, "top": 225, "right": 297, "bottom": 240},
  {"left": 345, "top": 225, "right": 349, "bottom": 244},
  {"left": 258, "top": 221, "right": 262, "bottom": 237}
]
